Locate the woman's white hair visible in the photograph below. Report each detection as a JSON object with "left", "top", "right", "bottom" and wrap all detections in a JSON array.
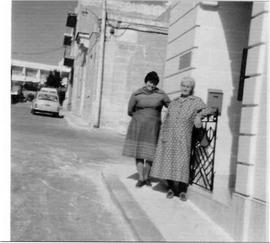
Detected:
[
  {"left": 181, "top": 77, "right": 196, "bottom": 95},
  {"left": 181, "top": 77, "right": 196, "bottom": 88}
]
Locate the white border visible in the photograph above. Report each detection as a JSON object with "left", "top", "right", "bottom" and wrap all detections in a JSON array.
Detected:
[{"left": 0, "top": 0, "right": 11, "bottom": 241}]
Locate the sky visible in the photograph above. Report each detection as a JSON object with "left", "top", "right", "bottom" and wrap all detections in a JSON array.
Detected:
[
  {"left": 11, "top": 0, "right": 169, "bottom": 66},
  {"left": 12, "top": 0, "right": 77, "bottom": 66}
]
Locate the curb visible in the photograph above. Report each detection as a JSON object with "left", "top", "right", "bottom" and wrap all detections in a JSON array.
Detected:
[{"left": 101, "top": 172, "right": 165, "bottom": 242}]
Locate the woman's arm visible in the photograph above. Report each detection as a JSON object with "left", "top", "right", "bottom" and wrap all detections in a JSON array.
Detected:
[
  {"left": 127, "top": 93, "right": 137, "bottom": 117},
  {"left": 163, "top": 93, "right": 171, "bottom": 108},
  {"left": 197, "top": 107, "right": 216, "bottom": 118},
  {"left": 194, "top": 98, "right": 216, "bottom": 128}
]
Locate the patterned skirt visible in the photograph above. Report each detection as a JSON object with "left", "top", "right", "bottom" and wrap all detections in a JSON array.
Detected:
[
  {"left": 122, "top": 109, "right": 161, "bottom": 161},
  {"left": 150, "top": 121, "right": 193, "bottom": 184}
]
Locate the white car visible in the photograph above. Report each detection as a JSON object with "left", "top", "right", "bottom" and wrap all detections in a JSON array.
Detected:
[
  {"left": 31, "top": 91, "right": 60, "bottom": 117},
  {"left": 39, "top": 87, "right": 58, "bottom": 95}
]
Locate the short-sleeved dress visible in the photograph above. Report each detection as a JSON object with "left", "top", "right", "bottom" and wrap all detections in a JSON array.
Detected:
[
  {"left": 150, "top": 95, "right": 208, "bottom": 184},
  {"left": 122, "top": 87, "right": 170, "bottom": 161}
]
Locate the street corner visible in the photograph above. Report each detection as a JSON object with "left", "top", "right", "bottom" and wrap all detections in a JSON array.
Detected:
[
  {"left": 101, "top": 169, "right": 165, "bottom": 242},
  {"left": 63, "top": 110, "right": 91, "bottom": 130}
]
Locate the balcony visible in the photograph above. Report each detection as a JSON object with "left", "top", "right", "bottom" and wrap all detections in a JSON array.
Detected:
[{"left": 76, "top": 32, "right": 90, "bottom": 48}]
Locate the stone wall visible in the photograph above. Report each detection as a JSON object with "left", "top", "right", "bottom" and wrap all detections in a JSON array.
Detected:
[
  {"left": 163, "top": 1, "right": 269, "bottom": 241},
  {"left": 71, "top": 0, "right": 169, "bottom": 131},
  {"left": 235, "top": 2, "right": 268, "bottom": 241},
  {"left": 193, "top": 1, "right": 252, "bottom": 204},
  {"left": 98, "top": 29, "right": 168, "bottom": 132}
]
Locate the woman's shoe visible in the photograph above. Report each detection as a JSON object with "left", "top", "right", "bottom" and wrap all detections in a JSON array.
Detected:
[
  {"left": 179, "top": 192, "right": 187, "bottom": 201},
  {"left": 135, "top": 180, "right": 145, "bottom": 188},
  {"left": 144, "top": 179, "right": 152, "bottom": 187},
  {"left": 166, "top": 189, "right": 174, "bottom": 199}
]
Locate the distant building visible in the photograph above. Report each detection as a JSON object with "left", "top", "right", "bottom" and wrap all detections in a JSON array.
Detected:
[
  {"left": 163, "top": 1, "right": 268, "bottom": 241},
  {"left": 65, "top": 0, "right": 169, "bottom": 132},
  {"left": 11, "top": 59, "right": 71, "bottom": 85}
]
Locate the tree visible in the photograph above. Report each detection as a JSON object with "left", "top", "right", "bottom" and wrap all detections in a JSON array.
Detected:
[{"left": 45, "top": 70, "right": 62, "bottom": 88}]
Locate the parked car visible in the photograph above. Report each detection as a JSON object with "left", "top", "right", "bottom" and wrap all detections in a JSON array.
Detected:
[
  {"left": 39, "top": 87, "right": 58, "bottom": 95},
  {"left": 31, "top": 91, "right": 60, "bottom": 117},
  {"left": 11, "top": 84, "right": 25, "bottom": 104},
  {"left": 22, "top": 82, "right": 39, "bottom": 102}
]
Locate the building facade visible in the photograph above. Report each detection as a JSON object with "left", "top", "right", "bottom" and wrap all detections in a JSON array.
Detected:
[
  {"left": 68, "top": 0, "right": 169, "bottom": 132},
  {"left": 164, "top": 1, "right": 268, "bottom": 241},
  {"left": 65, "top": 1, "right": 268, "bottom": 240}
]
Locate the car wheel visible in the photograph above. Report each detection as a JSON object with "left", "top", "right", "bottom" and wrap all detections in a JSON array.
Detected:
[
  {"left": 53, "top": 112, "right": 59, "bottom": 118},
  {"left": 31, "top": 109, "right": 35, "bottom": 114}
]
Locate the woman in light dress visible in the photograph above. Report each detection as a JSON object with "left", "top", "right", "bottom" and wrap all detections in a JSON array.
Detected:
[{"left": 151, "top": 77, "right": 214, "bottom": 200}]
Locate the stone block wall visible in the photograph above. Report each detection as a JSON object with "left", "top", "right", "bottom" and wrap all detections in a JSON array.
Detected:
[
  {"left": 192, "top": 3, "right": 253, "bottom": 201},
  {"left": 164, "top": 1, "right": 268, "bottom": 241},
  {"left": 71, "top": 1, "right": 169, "bottom": 131},
  {"left": 235, "top": 2, "right": 268, "bottom": 241},
  {"left": 99, "top": 29, "right": 168, "bottom": 132}
]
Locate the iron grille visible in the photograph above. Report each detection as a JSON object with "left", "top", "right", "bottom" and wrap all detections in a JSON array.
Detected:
[{"left": 190, "top": 114, "right": 218, "bottom": 191}]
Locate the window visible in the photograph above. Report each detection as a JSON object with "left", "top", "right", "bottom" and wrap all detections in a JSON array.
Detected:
[
  {"left": 38, "top": 93, "right": 58, "bottom": 102},
  {"left": 12, "top": 66, "right": 23, "bottom": 75},
  {"left": 179, "top": 51, "right": 192, "bottom": 70},
  {"left": 26, "top": 68, "right": 37, "bottom": 77},
  {"left": 66, "top": 13, "right": 77, "bottom": 28},
  {"left": 237, "top": 48, "right": 248, "bottom": 101}
]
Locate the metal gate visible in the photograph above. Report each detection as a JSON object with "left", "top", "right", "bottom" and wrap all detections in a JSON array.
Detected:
[{"left": 190, "top": 114, "right": 218, "bottom": 191}]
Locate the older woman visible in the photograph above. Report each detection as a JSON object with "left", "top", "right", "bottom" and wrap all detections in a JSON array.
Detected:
[
  {"left": 150, "top": 77, "right": 214, "bottom": 200},
  {"left": 123, "top": 71, "right": 170, "bottom": 187}
]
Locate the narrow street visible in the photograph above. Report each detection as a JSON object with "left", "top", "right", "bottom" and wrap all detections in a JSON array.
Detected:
[{"left": 11, "top": 102, "right": 134, "bottom": 241}]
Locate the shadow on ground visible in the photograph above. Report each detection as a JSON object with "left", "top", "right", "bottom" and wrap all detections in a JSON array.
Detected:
[
  {"left": 32, "top": 112, "right": 64, "bottom": 119},
  {"left": 127, "top": 173, "right": 168, "bottom": 194}
]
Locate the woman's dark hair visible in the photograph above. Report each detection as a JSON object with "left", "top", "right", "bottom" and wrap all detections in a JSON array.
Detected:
[{"left": 144, "top": 71, "right": 159, "bottom": 85}]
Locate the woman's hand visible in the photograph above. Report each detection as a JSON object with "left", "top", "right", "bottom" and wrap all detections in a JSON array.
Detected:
[{"left": 194, "top": 116, "right": 202, "bottom": 128}]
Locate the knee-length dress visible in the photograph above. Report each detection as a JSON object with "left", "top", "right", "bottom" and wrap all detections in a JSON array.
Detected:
[
  {"left": 150, "top": 95, "right": 208, "bottom": 184},
  {"left": 122, "top": 87, "right": 170, "bottom": 161}
]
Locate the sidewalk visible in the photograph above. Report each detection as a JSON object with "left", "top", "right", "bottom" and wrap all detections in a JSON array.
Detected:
[
  {"left": 102, "top": 164, "right": 234, "bottom": 242},
  {"left": 64, "top": 110, "right": 234, "bottom": 242}
]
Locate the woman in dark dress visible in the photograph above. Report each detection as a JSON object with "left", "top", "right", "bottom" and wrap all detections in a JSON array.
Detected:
[{"left": 123, "top": 71, "right": 170, "bottom": 187}]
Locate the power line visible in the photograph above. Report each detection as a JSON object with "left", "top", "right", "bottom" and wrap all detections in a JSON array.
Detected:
[
  {"left": 122, "top": 26, "right": 167, "bottom": 35},
  {"left": 86, "top": 9, "right": 100, "bottom": 20},
  {"left": 107, "top": 17, "right": 167, "bottom": 30},
  {"left": 107, "top": 20, "right": 167, "bottom": 35}
]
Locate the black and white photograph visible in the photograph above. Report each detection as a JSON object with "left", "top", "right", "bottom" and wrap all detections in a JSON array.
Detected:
[{"left": 1, "top": 0, "right": 269, "bottom": 241}]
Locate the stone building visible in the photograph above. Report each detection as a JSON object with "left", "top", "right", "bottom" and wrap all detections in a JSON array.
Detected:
[
  {"left": 67, "top": 0, "right": 169, "bottom": 132},
  {"left": 163, "top": 1, "right": 268, "bottom": 241},
  {"left": 64, "top": 0, "right": 268, "bottom": 240}
]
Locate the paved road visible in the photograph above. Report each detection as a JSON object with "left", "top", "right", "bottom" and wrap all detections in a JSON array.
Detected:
[{"left": 11, "top": 102, "right": 134, "bottom": 241}]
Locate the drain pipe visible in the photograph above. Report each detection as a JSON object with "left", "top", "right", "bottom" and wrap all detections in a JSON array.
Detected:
[{"left": 94, "top": 0, "right": 106, "bottom": 128}]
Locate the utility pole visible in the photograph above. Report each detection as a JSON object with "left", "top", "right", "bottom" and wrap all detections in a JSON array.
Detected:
[
  {"left": 94, "top": 0, "right": 106, "bottom": 128},
  {"left": 79, "top": 51, "right": 88, "bottom": 116},
  {"left": 79, "top": 67, "right": 86, "bottom": 116}
]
